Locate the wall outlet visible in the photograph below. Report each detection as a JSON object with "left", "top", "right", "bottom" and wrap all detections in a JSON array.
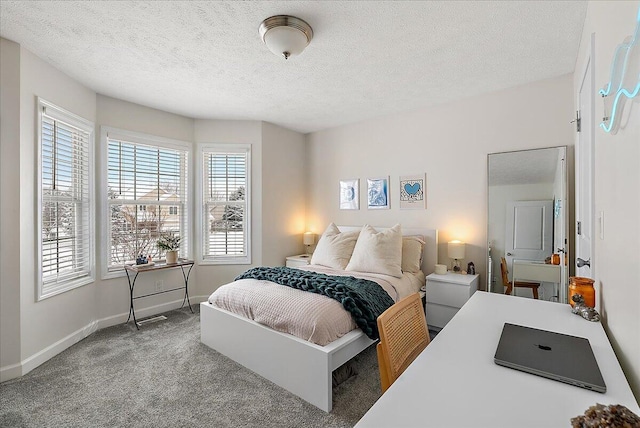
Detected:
[{"left": 155, "top": 280, "right": 163, "bottom": 292}]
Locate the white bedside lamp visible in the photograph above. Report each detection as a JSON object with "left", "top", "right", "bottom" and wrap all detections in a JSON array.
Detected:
[
  {"left": 303, "top": 232, "right": 315, "bottom": 255},
  {"left": 448, "top": 241, "right": 465, "bottom": 273}
]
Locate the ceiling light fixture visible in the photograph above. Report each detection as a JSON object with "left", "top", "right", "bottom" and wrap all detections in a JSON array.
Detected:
[{"left": 259, "top": 15, "right": 313, "bottom": 60}]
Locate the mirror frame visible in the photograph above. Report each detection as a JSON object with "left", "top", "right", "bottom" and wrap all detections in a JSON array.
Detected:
[{"left": 487, "top": 146, "right": 571, "bottom": 303}]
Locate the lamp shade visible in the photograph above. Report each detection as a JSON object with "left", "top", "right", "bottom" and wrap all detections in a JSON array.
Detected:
[
  {"left": 303, "top": 232, "right": 315, "bottom": 246},
  {"left": 259, "top": 15, "right": 313, "bottom": 60},
  {"left": 448, "top": 241, "right": 466, "bottom": 259}
]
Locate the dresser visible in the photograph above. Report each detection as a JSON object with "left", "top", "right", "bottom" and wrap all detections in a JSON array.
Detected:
[{"left": 425, "top": 271, "right": 479, "bottom": 329}]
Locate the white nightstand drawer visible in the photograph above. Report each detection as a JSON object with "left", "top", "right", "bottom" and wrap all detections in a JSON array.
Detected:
[
  {"left": 425, "top": 280, "right": 471, "bottom": 308},
  {"left": 425, "top": 303, "right": 460, "bottom": 329},
  {"left": 425, "top": 272, "right": 479, "bottom": 329}
]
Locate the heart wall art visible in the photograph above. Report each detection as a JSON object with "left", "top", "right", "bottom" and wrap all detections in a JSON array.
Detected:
[{"left": 399, "top": 174, "right": 426, "bottom": 209}]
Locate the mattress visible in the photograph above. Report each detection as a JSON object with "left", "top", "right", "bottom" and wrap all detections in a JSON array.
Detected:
[{"left": 208, "top": 265, "right": 424, "bottom": 346}]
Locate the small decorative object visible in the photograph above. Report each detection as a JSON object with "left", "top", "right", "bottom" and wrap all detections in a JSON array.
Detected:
[
  {"left": 571, "top": 295, "right": 601, "bottom": 322},
  {"left": 569, "top": 276, "right": 596, "bottom": 308},
  {"left": 434, "top": 264, "right": 447, "bottom": 275},
  {"left": 157, "top": 233, "right": 181, "bottom": 264},
  {"left": 399, "top": 174, "right": 426, "bottom": 209},
  {"left": 571, "top": 403, "right": 640, "bottom": 427},
  {"left": 136, "top": 255, "right": 149, "bottom": 265},
  {"left": 447, "top": 240, "right": 465, "bottom": 273},
  {"left": 367, "top": 177, "right": 390, "bottom": 209},
  {"left": 339, "top": 179, "right": 359, "bottom": 210},
  {"left": 467, "top": 262, "right": 475, "bottom": 275}
]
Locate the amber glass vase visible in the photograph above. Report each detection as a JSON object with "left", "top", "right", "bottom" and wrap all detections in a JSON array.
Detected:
[{"left": 568, "top": 276, "right": 595, "bottom": 308}]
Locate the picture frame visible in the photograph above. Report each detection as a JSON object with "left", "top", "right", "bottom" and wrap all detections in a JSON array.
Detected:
[
  {"left": 339, "top": 179, "right": 359, "bottom": 210},
  {"left": 399, "top": 174, "right": 426, "bottom": 209},
  {"left": 367, "top": 177, "right": 390, "bottom": 209}
]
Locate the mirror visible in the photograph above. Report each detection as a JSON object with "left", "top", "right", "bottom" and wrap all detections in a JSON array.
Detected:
[{"left": 487, "top": 147, "right": 570, "bottom": 303}]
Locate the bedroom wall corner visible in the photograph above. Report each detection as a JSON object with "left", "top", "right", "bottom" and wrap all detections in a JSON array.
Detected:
[
  {"left": 260, "top": 122, "right": 306, "bottom": 266},
  {"left": 0, "top": 37, "right": 23, "bottom": 380}
]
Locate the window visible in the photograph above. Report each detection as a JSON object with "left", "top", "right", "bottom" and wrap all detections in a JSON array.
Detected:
[
  {"left": 38, "top": 99, "right": 94, "bottom": 300},
  {"left": 199, "top": 144, "right": 251, "bottom": 264},
  {"left": 103, "top": 128, "right": 190, "bottom": 276}
]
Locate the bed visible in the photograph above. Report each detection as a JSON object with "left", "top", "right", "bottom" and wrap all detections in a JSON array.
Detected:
[{"left": 200, "top": 225, "right": 438, "bottom": 412}]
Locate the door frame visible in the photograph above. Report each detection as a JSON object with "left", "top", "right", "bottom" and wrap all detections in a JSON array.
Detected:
[{"left": 575, "top": 33, "right": 596, "bottom": 293}]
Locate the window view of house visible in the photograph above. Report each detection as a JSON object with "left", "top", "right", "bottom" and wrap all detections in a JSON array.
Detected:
[{"left": 107, "top": 138, "right": 188, "bottom": 269}]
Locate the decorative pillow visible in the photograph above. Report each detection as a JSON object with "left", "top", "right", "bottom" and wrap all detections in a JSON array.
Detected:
[
  {"left": 402, "top": 236, "right": 425, "bottom": 273},
  {"left": 310, "top": 223, "right": 359, "bottom": 270},
  {"left": 346, "top": 224, "right": 403, "bottom": 278}
]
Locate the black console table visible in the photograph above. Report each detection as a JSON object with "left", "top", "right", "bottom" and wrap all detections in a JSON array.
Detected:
[{"left": 124, "top": 259, "right": 195, "bottom": 329}]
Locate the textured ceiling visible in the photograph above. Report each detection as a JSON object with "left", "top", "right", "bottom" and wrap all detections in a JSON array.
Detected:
[
  {"left": 488, "top": 148, "right": 561, "bottom": 186},
  {"left": 0, "top": 1, "right": 587, "bottom": 134}
]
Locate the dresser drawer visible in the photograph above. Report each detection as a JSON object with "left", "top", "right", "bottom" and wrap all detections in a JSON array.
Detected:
[{"left": 425, "top": 280, "right": 471, "bottom": 309}]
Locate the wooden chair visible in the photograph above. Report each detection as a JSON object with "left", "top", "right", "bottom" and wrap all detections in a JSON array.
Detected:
[
  {"left": 376, "top": 293, "right": 431, "bottom": 393},
  {"left": 500, "top": 257, "right": 540, "bottom": 299}
]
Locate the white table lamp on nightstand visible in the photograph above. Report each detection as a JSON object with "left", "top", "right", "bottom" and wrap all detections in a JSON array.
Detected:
[
  {"left": 303, "top": 232, "right": 315, "bottom": 255},
  {"left": 448, "top": 240, "right": 465, "bottom": 273}
]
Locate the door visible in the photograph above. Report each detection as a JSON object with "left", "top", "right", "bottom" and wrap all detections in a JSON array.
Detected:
[
  {"left": 575, "top": 36, "right": 595, "bottom": 290},
  {"left": 505, "top": 200, "right": 554, "bottom": 271}
]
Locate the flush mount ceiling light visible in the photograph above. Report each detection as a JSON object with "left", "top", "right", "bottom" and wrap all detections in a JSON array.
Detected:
[{"left": 259, "top": 15, "right": 313, "bottom": 60}]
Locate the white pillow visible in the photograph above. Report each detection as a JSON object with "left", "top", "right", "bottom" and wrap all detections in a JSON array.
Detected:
[
  {"left": 346, "top": 224, "right": 403, "bottom": 278},
  {"left": 310, "top": 223, "right": 359, "bottom": 270},
  {"left": 402, "top": 236, "right": 425, "bottom": 273}
]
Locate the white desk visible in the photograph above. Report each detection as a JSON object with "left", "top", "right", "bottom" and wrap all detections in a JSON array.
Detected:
[
  {"left": 355, "top": 292, "right": 639, "bottom": 428},
  {"left": 512, "top": 260, "right": 561, "bottom": 283},
  {"left": 512, "top": 260, "right": 563, "bottom": 301}
]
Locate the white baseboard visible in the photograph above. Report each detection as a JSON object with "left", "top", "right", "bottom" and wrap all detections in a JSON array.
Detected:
[
  {"left": 97, "top": 295, "right": 207, "bottom": 329},
  {"left": 0, "top": 295, "right": 208, "bottom": 383},
  {"left": 0, "top": 362, "right": 22, "bottom": 383}
]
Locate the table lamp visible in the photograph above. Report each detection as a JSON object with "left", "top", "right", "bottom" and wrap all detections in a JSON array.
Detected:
[
  {"left": 448, "top": 240, "right": 465, "bottom": 272},
  {"left": 303, "top": 232, "right": 315, "bottom": 255}
]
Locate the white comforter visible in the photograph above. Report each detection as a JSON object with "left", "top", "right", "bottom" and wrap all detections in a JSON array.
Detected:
[{"left": 208, "top": 265, "right": 424, "bottom": 346}]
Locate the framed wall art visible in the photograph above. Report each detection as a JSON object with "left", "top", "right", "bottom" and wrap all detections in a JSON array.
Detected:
[
  {"left": 400, "top": 174, "right": 426, "bottom": 209},
  {"left": 339, "top": 179, "right": 359, "bottom": 210},
  {"left": 367, "top": 177, "right": 390, "bottom": 209}
]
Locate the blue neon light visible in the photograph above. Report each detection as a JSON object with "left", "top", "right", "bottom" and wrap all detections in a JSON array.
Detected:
[{"left": 598, "top": 6, "right": 640, "bottom": 134}]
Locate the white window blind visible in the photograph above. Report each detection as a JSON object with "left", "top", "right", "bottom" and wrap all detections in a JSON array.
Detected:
[
  {"left": 38, "top": 99, "right": 94, "bottom": 299},
  {"left": 106, "top": 134, "right": 189, "bottom": 271},
  {"left": 202, "top": 145, "right": 251, "bottom": 263}
]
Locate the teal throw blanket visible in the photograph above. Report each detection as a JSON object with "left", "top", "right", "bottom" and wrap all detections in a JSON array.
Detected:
[{"left": 235, "top": 266, "right": 394, "bottom": 340}]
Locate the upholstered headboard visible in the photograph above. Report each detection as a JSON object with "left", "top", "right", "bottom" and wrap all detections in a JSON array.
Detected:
[{"left": 336, "top": 226, "right": 439, "bottom": 276}]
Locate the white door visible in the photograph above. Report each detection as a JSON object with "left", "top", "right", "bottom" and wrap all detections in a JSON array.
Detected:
[
  {"left": 575, "top": 37, "right": 595, "bottom": 289},
  {"left": 505, "top": 200, "right": 554, "bottom": 271}
]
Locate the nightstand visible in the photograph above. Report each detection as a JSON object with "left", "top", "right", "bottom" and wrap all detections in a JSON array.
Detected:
[
  {"left": 425, "top": 272, "right": 479, "bottom": 330},
  {"left": 285, "top": 254, "right": 311, "bottom": 268}
]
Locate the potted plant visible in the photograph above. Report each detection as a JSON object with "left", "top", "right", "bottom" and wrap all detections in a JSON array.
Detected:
[{"left": 157, "top": 233, "right": 181, "bottom": 264}]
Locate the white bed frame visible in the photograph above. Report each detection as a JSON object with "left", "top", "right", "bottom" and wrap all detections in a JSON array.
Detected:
[{"left": 200, "top": 227, "right": 438, "bottom": 412}]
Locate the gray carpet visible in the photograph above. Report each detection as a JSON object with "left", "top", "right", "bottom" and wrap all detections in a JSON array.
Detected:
[{"left": 0, "top": 306, "right": 384, "bottom": 428}]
